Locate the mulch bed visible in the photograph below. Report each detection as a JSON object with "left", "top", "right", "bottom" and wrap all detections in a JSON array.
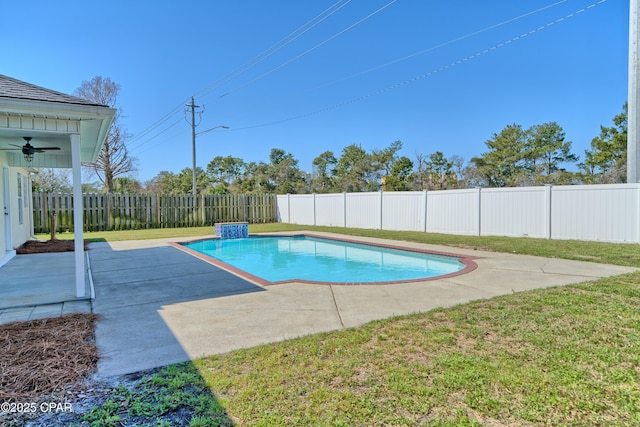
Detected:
[
  {"left": 0, "top": 314, "right": 99, "bottom": 400},
  {"left": 16, "top": 240, "right": 89, "bottom": 254}
]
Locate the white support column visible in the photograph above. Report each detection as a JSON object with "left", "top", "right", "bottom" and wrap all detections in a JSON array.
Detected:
[{"left": 70, "top": 134, "right": 85, "bottom": 298}]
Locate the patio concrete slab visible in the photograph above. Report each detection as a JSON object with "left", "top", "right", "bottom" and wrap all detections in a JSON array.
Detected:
[
  {"left": 0, "top": 251, "right": 93, "bottom": 324},
  {"left": 91, "top": 241, "right": 264, "bottom": 377},
  {"left": 89, "top": 233, "right": 637, "bottom": 378},
  {"left": 0, "top": 306, "right": 36, "bottom": 324}
]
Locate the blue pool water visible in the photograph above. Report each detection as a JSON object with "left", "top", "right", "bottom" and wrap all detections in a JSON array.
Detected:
[{"left": 182, "top": 235, "right": 464, "bottom": 283}]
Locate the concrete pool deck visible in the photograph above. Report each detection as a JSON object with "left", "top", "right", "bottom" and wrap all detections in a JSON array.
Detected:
[{"left": 88, "top": 232, "right": 637, "bottom": 378}]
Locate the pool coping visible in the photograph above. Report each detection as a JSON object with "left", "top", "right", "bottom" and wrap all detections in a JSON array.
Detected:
[{"left": 168, "top": 233, "right": 479, "bottom": 287}]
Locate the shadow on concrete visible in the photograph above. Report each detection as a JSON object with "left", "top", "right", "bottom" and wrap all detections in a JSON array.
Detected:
[{"left": 88, "top": 242, "right": 264, "bottom": 377}]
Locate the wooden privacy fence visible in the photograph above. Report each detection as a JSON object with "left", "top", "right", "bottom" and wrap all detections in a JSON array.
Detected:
[{"left": 32, "top": 192, "right": 277, "bottom": 232}]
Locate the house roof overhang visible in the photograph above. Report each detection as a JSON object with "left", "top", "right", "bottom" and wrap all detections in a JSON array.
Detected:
[
  {"left": 0, "top": 76, "right": 116, "bottom": 168},
  {"left": 0, "top": 97, "right": 116, "bottom": 168}
]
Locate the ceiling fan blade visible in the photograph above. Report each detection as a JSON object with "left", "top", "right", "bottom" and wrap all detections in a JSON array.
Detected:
[{"left": 33, "top": 147, "right": 60, "bottom": 153}]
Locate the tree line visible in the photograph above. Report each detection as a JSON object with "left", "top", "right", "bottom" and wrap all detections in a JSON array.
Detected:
[
  {"left": 134, "top": 103, "right": 628, "bottom": 194},
  {"left": 31, "top": 76, "right": 628, "bottom": 196}
]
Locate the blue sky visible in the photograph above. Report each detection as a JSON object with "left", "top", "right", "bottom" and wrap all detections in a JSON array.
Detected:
[{"left": 2, "top": 0, "right": 629, "bottom": 182}]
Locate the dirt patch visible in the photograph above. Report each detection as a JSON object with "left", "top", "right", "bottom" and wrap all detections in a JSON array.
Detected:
[{"left": 16, "top": 240, "right": 89, "bottom": 254}]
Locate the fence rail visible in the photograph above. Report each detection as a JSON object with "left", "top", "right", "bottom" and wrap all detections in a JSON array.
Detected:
[
  {"left": 277, "top": 184, "right": 640, "bottom": 244},
  {"left": 33, "top": 192, "right": 276, "bottom": 233}
]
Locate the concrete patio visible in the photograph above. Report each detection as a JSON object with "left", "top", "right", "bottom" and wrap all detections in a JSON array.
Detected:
[{"left": 0, "top": 252, "right": 92, "bottom": 324}]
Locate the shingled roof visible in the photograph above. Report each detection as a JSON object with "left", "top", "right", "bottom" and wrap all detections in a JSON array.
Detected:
[{"left": 0, "top": 74, "right": 106, "bottom": 107}]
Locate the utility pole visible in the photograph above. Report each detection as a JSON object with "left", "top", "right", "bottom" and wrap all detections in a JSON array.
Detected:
[
  {"left": 186, "top": 96, "right": 203, "bottom": 195},
  {"left": 629, "top": 0, "right": 640, "bottom": 183}
]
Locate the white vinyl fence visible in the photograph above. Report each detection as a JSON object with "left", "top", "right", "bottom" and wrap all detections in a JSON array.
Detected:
[{"left": 276, "top": 184, "right": 640, "bottom": 244}]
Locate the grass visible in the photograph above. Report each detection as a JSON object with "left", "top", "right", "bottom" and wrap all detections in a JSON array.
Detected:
[
  {"left": 78, "top": 365, "right": 233, "bottom": 427},
  {"left": 66, "top": 273, "right": 640, "bottom": 426},
  {"left": 192, "top": 273, "right": 640, "bottom": 426},
  {"left": 32, "top": 223, "right": 640, "bottom": 425}
]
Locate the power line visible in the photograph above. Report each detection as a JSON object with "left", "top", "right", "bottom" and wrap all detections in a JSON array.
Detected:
[
  {"left": 127, "top": 0, "right": 398, "bottom": 156},
  {"left": 134, "top": 129, "right": 185, "bottom": 156},
  {"left": 216, "top": 0, "right": 399, "bottom": 100},
  {"left": 126, "top": 1, "right": 353, "bottom": 151},
  {"left": 304, "top": 0, "right": 570, "bottom": 94},
  {"left": 128, "top": 117, "right": 183, "bottom": 154},
  {"left": 194, "top": 0, "right": 353, "bottom": 100},
  {"left": 230, "top": 0, "right": 609, "bottom": 132},
  {"left": 215, "top": 0, "right": 573, "bottom": 129}
]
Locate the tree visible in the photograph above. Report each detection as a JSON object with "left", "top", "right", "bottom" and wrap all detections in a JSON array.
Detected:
[
  {"left": 238, "top": 161, "right": 272, "bottom": 193},
  {"left": 415, "top": 151, "right": 457, "bottom": 190},
  {"left": 311, "top": 150, "right": 337, "bottom": 193},
  {"left": 450, "top": 155, "right": 466, "bottom": 185},
  {"left": 384, "top": 156, "right": 413, "bottom": 191},
  {"left": 334, "top": 144, "right": 377, "bottom": 192},
  {"left": 176, "top": 167, "right": 209, "bottom": 194},
  {"left": 579, "top": 103, "right": 627, "bottom": 183},
  {"left": 206, "top": 155, "right": 246, "bottom": 193},
  {"left": 146, "top": 168, "right": 208, "bottom": 194},
  {"left": 145, "top": 171, "right": 177, "bottom": 194},
  {"left": 75, "top": 76, "right": 136, "bottom": 193},
  {"left": 371, "top": 140, "right": 403, "bottom": 181},
  {"left": 112, "top": 177, "right": 143, "bottom": 194},
  {"left": 31, "top": 168, "right": 71, "bottom": 192},
  {"left": 471, "top": 124, "right": 528, "bottom": 187},
  {"left": 267, "top": 148, "right": 307, "bottom": 194},
  {"left": 81, "top": 182, "right": 102, "bottom": 193},
  {"left": 524, "top": 122, "right": 578, "bottom": 184}
]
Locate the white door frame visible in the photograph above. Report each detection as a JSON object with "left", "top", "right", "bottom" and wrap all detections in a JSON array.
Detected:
[{"left": 2, "top": 165, "right": 12, "bottom": 254}]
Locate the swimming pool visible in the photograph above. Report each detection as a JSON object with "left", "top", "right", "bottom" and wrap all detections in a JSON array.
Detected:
[{"left": 176, "top": 235, "right": 474, "bottom": 285}]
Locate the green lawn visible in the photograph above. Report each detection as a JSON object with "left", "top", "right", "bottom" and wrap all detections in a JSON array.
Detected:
[
  {"left": 47, "top": 224, "right": 639, "bottom": 426},
  {"left": 193, "top": 273, "right": 640, "bottom": 426}
]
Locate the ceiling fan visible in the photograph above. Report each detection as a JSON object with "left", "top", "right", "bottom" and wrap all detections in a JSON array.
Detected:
[{"left": 0, "top": 137, "right": 61, "bottom": 161}]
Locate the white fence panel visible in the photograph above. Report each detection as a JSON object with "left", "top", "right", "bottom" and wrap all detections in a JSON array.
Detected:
[
  {"left": 551, "top": 184, "right": 639, "bottom": 243},
  {"left": 276, "top": 195, "right": 289, "bottom": 223},
  {"left": 315, "top": 193, "right": 346, "bottom": 227},
  {"left": 382, "top": 191, "right": 425, "bottom": 231},
  {"left": 426, "top": 189, "right": 479, "bottom": 235},
  {"left": 276, "top": 184, "right": 640, "bottom": 243},
  {"left": 288, "top": 194, "right": 315, "bottom": 225},
  {"left": 481, "top": 187, "right": 547, "bottom": 238},
  {"left": 346, "top": 192, "right": 380, "bottom": 229}
]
